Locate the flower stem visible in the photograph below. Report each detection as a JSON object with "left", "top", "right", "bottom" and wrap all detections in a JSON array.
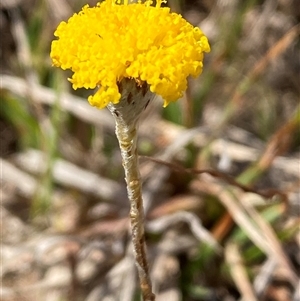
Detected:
[{"left": 107, "top": 79, "right": 155, "bottom": 301}]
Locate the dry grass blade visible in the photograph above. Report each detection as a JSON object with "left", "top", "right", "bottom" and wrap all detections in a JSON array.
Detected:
[
  {"left": 147, "top": 211, "right": 222, "bottom": 252},
  {"left": 237, "top": 106, "right": 300, "bottom": 185},
  {"left": 253, "top": 258, "right": 277, "bottom": 297},
  {"left": 142, "top": 155, "right": 290, "bottom": 203},
  {"left": 249, "top": 24, "right": 300, "bottom": 81},
  {"left": 143, "top": 120, "right": 299, "bottom": 177},
  {"left": 258, "top": 106, "right": 300, "bottom": 170},
  {"left": 13, "top": 149, "right": 123, "bottom": 202},
  {"left": 231, "top": 24, "right": 300, "bottom": 107},
  {"left": 10, "top": 7, "right": 52, "bottom": 137},
  {"left": 225, "top": 242, "right": 258, "bottom": 301},
  {"left": 142, "top": 127, "right": 202, "bottom": 212},
  {"left": 1, "top": 75, "right": 115, "bottom": 131},
  {"left": 148, "top": 195, "right": 203, "bottom": 219},
  {"left": 151, "top": 253, "right": 181, "bottom": 301},
  {"left": 156, "top": 290, "right": 180, "bottom": 301},
  {"left": 193, "top": 180, "right": 273, "bottom": 252},
  {"left": 193, "top": 179, "right": 298, "bottom": 286},
  {"left": 240, "top": 194, "right": 298, "bottom": 285},
  {"left": 86, "top": 253, "right": 137, "bottom": 301},
  {"left": 293, "top": 282, "right": 300, "bottom": 301},
  {"left": 46, "top": 0, "right": 72, "bottom": 21},
  {"left": 10, "top": 8, "right": 38, "bottom": 85},
  {"left": 1, "top": 158, "right": 38, "bottom": 198}
]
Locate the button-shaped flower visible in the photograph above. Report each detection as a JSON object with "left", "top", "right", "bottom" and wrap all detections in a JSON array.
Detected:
[{"left": 50, "top": 0, "right": 210, "bottom": 109}]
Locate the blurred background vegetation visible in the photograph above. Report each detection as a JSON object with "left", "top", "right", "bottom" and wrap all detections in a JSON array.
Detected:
[{"left": 1, "top": 0, "right": 299, "bottom": 301}]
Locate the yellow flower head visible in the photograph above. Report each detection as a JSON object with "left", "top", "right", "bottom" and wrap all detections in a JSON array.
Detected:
[{"left": 50, "top": 0, "right": 210, "bottom": 109}]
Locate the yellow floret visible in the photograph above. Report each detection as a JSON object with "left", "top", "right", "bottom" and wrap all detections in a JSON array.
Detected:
[{"left": 50, "top": 0, "right": 210, "bottom": 109}]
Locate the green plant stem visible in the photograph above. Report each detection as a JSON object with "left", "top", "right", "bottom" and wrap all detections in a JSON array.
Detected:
[{"left": 107, "top": 79, "right": 155, "bottom": 301}]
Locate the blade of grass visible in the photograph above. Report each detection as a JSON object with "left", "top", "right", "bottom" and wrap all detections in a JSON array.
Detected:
[{"left": 225, "top": 242, "right": 258, "bottom": 301}]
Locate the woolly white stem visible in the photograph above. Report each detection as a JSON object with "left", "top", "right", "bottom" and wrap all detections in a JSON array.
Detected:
[{"left": 107, "top": 79, "right": 155, "bottom": 301}]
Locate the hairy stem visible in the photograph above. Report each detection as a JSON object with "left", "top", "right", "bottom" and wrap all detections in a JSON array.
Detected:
[{"left": 107, "top": 79, "right": 155, "bottom": 301}]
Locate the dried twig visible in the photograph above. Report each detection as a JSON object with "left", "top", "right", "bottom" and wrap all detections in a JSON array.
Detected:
[{"left": 142, "top": 155, "right": 290, "bottom": 203}]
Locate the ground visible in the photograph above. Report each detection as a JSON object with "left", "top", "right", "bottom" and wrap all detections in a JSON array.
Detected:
[{"left": 1, "top": 0, "right": 299, "bottom": 300}]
